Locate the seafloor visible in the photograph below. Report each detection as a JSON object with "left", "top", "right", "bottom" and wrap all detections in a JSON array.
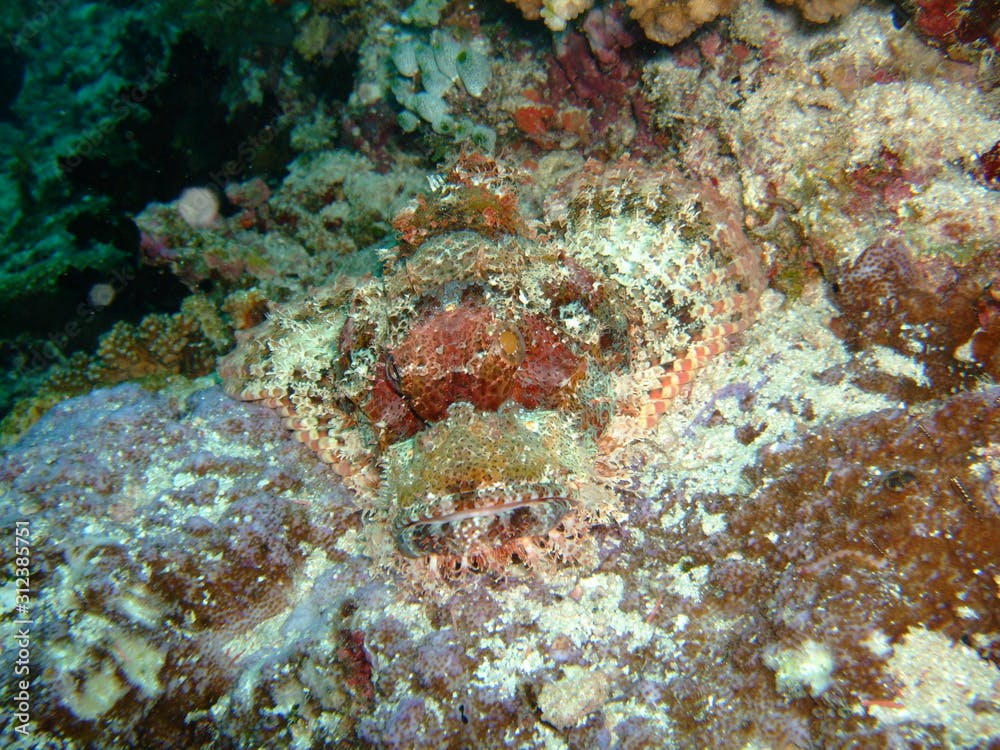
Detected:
[{"left": 1, "top": 0, "right": 998, "bottom": 748}]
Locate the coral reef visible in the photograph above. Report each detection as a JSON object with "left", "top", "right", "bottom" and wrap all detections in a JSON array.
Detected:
[
  {"left": 638, "top": 1, "right": 1000, "bottom": 291},
  {"left": 3, "top": 1, "right": 1000, "bottom": 748},
  {"left": 544, "top": 9, "right": 657, "bottom": 153},
  {"left": 903, "top": 0, "right": 1000, "bottom": 53},
  {"left": 628, "top": 0, "right": 740, "bottom": 46},
  {"left": 3, "top": 367, "right": 997, "bottom": 748},
  {"left": 774, "top": 0, "right": 859, "bottom": 23},
  {"left": 387, "top": 27, "right": 496, "bottom": 149},
  {"left": 0, "top": 0, "right": 297, "bottom": 337},
  {"left": 0, "top": 384, "right": 362, "bottom": 749},
  {"left": 665, "top": 386, "right": 1000, "bottom": 746},
  {"left": 0, "top": 296, "right": 230, "bottom": 444},
  {"left": 507, "top": 0, "right": 864, "bottom": 45},
  {"left": 829, "top": 238, "right": 1000, "bottom": 400},
  {"left": 135, "top": 151, "right": 425, "bottom": 296}
]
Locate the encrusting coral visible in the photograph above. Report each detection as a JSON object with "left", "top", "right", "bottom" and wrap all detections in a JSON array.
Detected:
[
  {"left": 774, "top": 0, "right": 859, "bottom": 22},
  {"left": 829, "top": 238, "right": 1000, "bottom": 400},
  {"left": 0, "top": 384, "right": 362, "bottom": 749},
  {"left": 507, "top": 0, "right": 863, "bottom": 45},
  {"left": 628, "top": 0, "right": 740, "bottom": 45},
  {"left": 7, "top": 349, "right": 997, "bottom": 748},
  {"left": 135, "top": 151, "right": 425, "bottom": 298},
  {"left": 665, "top": 385, "right": 1000, "bottom": 746}
]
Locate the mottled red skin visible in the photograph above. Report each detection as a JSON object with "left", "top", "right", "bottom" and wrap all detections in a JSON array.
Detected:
[
  {"left": 336, "top": 629, "right": 375, "bottom": 705},
  {"left": 511, "top": 315, "right": 587, "bottom": 408},
  {"left": 365, "top": 372, "right": 425, "bottom": 446},
  {"left": 395, "top": 304, "right": 522, "bottom": 420},
  {"left": 392, "top": 186, "right": 526, "bottom": 250},
  {"left": 363, "top": 303, "right": 585, "bottom": 446}
]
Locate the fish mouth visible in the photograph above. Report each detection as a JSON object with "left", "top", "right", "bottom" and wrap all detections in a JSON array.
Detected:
[{"left": 395, "top": 485, "right": 572, "bottom": 558}]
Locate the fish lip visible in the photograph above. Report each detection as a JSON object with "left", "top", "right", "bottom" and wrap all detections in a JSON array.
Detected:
[
  {"left": 394, "top": 486, "right": 572, "bottom": 558},
  {"left": 401, "top": 496, "right": 565, "bottom": 527}
]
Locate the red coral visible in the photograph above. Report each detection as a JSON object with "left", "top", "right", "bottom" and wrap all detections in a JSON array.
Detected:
[
  {"left": 975, "top": 140, "right": 1000, "bottom": 189},
  {"left": 514, "top": 105, "right": 556, "bottom": 136},
  {"left": 529, "top": 7, "right": 662, "bottom": 153},
  {"left": 971, "top": 283, "right": 1000, "bottom": 374},
  {"left": 844, "top": 148, "right": 918, "bottom": 215},
  {"left": 336, "top": 629, "right": 375, "bottom": 705},
  {"left": 829, "top": 239, "right": 1000, "bottom": 399},
  {"left": 908, "top": 0, "right": 1000, "bottom": 50}
]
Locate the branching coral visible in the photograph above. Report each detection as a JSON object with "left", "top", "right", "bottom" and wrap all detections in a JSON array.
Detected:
[{"left": 1, "top": 296, "right": 230, "bottom": 444}]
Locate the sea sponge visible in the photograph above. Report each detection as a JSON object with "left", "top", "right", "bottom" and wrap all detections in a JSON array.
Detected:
[
  {"left": 627, "top": 0, "right": 738, "bottom": 46},
  {"left": 506, "top": 0, "right": 543, "bottom": 20},
  {"left": 541, "top": 0, "right": 596, "bottom": 30},
  {"left": 774, "top": 0, "right": 859, "bottom": 22},
  {"left": 536, "top": 665, "right": 612, "bottom": 729},
  {"left": 388, "top": 28, "right": 496, "bottom": 148}
]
